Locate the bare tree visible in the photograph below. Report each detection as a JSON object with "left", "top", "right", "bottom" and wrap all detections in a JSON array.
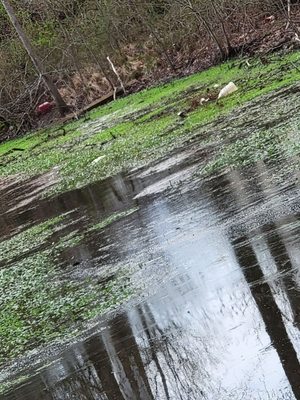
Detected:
[
  {"left": 1, "top": 0, "right": 69, "bottom": 115},
  {"left": 174, "top": 0, "right": 228, "bottom": 59},
  {"left": 0, "top": 0, "right": 297, "bottom": 133}
]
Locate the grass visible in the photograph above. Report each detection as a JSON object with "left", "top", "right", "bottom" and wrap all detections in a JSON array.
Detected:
[{"left": 0, "top": 51, "right": 300, "bottom": 194}]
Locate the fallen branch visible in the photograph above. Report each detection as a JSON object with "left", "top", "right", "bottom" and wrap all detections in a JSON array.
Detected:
[{"left": 107, "top": 56, "right": 126, "bottom": 96}]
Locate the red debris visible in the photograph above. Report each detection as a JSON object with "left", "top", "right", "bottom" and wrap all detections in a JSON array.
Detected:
[{"left": 37, "top": 102, "right": 54, "bottom": 115}]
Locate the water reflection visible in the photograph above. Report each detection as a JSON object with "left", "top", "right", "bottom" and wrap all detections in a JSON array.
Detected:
[
  {"left": 233, "top": 234, "right": 300, "bottom": 399},
  {"left": 3, "top": 155, "right": 300, "bottom": 399},
  {"left": 263, "top": 221, "right": 300, "bottom": 327}
]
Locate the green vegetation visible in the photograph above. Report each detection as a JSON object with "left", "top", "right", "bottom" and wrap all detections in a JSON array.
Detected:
[
  {"left": 1, "top": 0, "right": 289, "bottom": 132},
  {"left": 202, "top": 91, "right": 300, "bottom": 175},
  {"left": 0, "top": 213, "right": 135, "bottom": 368},
  {"left": 3, "top": 1, "right": 300, "bottom": 395},
  {"left": 55, "top": 230, "right": 85, "bottom": 251},
  {"left": 0, "top": 216, "right": 62, "bottom": 264},
  {"left": 0, "top": 249, "right": 132, "bottom": 364},
  {"left": 1, "top": 51, "right": 300, "bottom": 370},
  {"left": 0, "top": 374, "right": 30, "bottom": 395},
  {"left": 203, "top": 130, "right": 282, "bottom": 174},
  {"left": 1, "top": 51, "right": 300, "bottom": 195}
]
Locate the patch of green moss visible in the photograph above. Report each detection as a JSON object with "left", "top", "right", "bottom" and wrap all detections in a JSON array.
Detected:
[{"left": 0, "top": 133, "right": 42, "bottom": 157}]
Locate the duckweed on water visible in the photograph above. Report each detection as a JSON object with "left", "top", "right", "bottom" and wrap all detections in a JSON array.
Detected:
[
  {"left": 0, "top": 374, "right": 30, "bottom": 394},
  {"left": 0, "top": 250, "right": 132, "bottom": 365},
  {"left": 203, "top": 130, "right": 282, "bottom": 174},
  {"left": 0, "top": 215, "right": 134, "bottom": 366},
  {"left": 203, "top": 113, "right": 300, "bottom": 175},
  {"left": 55, "top": 230, "right": 85, "bottom": 251},
  {"left": 1, "top": 51, "right": 300, "bottom": 194},
  {"left": 0, "top": 216, "right": 63, "bottom": 264}
]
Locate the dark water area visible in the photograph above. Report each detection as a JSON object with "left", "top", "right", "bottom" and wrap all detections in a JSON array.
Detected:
[{"left": 1, "top": 142, "right": 300, "bottom": 399}]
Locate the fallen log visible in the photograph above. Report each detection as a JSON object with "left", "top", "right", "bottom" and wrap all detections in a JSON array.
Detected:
[{"left": 59, "top": 86, "right": 124, "bottom": 125}]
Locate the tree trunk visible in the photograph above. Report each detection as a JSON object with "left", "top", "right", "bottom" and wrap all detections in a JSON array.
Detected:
[{"left": 1, "top": 0, "right": 69, "bottom": 116}]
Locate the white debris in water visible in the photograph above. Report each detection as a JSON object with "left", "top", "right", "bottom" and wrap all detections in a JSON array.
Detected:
[{"left": 218, "top": 82, "right": 238, "bottom": 99}]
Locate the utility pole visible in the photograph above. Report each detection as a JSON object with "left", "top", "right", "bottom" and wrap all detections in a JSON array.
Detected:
[{"left": 1, "top": 0, "right": 69, "bottom": 115}]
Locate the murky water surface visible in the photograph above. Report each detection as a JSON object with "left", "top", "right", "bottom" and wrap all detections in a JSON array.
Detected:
[{"left": 1, "top": 133, "right": 300, "bottom": 399}]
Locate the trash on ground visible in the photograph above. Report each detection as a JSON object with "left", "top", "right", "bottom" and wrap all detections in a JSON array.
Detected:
[{"left": 218, "top": 82, "right": 238, "bottom": 99}]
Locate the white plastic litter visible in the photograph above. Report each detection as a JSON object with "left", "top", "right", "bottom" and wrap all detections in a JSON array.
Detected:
[
  {"left": 200, "top": 97, "right": 209, "bottom": 105},
  {"left": 218, "top": 82, "right": 238, "bottom": 99}
]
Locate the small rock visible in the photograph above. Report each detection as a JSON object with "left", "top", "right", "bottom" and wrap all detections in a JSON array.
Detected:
[{"left": 218, "top": 82, "right": 238, "bottom": 99}]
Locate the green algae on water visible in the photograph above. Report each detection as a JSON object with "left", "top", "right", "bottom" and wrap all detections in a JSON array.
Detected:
[
  {"left": 0, "top": 216, "right": 63, "bottom": 264},
  {"left": 0, "top": 216, "right": 134, "bottom": 366}
]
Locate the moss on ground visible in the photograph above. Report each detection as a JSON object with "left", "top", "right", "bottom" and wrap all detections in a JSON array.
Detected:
[{"left": 0, "top": 51, "right": 300, "bottom": 194}]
